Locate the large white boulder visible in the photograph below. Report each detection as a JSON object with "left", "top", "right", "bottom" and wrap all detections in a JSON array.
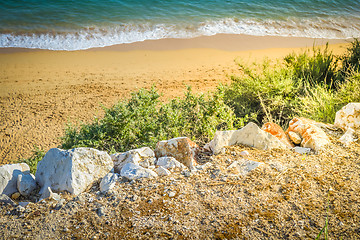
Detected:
[
  {"left": 334, "top": 103, "right": 360, "bottom": 130},
  {"left": 154, "top": 137, "right": 199, "bottom": 169},
  {"left": 17, "top": 173, "right": 37, "bottom": 197},
  {"left": 35, "top": 148, "right": 113, "bottom": 195},
  {"left": 0, "top": 163, "right": 30, "bottom": 196},
  {"left": 111, "top": 147, "right": 155, "bottom": 173},
  {"left": 120, "top": 163, "right": 158, "bottom": 180},
  {"left": 205, "top": 122, "right": 286, "bottom": 154}
]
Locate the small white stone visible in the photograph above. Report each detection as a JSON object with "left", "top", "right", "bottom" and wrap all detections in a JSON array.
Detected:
[
  {"left": 339, "top": 128, "right": 357, "bottom": 145},
  {"left": 293, "top": 147, "right": 311, "bottom": 155},
  {"left": 168, "top": 192, "right": 176, "bottom": 198},
  {"left": 100, "top": 173, "right": 118, "bottom": 193},
  {"left": 155, "top": 166, "right": 171, "bottom": 176},
  {"left": 120, "top": 163, "right": 158, "bottom": 180},
  {"left": 227, "top": 159, "right": 263, "bottom": 176},
  {"left": 156, "top": 157, "right": 186, "bottom": 170},
  {"left": 239, "top": 150, "right": 250, "bottom": 157}
]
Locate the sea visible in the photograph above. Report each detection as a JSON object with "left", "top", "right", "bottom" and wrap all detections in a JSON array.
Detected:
[{"left": 1, "top": 0, "right": 360, "bottom": 50}]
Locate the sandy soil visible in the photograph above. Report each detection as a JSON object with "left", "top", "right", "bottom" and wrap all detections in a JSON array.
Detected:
[{"left": 0, "top": 34, "right": 349, "bottom": 164}]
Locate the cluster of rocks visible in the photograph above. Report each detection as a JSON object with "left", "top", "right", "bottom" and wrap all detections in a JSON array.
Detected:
[{"left": 1, "top": 103, "right": 359, "bottom": 206}]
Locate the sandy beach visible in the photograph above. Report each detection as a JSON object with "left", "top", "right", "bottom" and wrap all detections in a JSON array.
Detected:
[{"left": 0, "top": 34, "right": 350, "bottom": 164}]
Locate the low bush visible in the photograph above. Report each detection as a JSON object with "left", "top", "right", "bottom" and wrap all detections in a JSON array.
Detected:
[
  {"left": 284, "top": 43, "right": 338, "bottom": 89},
  {"left": 18, "top": 147, "right": 45, "bottom": 174},
  {"left": 60, "top": 87, "right": 237, "bottom": 153},
  {"left": 222, "top": 60, "right": 298, "bottom": 128}
]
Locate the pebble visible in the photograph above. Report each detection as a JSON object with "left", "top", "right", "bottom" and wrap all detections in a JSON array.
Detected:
[
  {"left": 240, "top": 150, "right": 250, "bottom": 157},
  {"left": 96, "top": 207, "right": 105, "bottom": 217},
  {"left": 131, "top": 195, "right": 138, "bottom": 202},
  {"left": 168, "top": 192, "right": 176, "bottom": 198},
  {"left": 11, "top": 192, "right": 21, "bottom": 200}
]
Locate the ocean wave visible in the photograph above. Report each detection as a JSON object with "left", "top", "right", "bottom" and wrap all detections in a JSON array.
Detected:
[{"left": 1, "top": 18, "right": 360, "bottom": 50}]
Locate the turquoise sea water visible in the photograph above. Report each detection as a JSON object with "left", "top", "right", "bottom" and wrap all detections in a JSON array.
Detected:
[{"left": 1, "top": 0, "right": 360, "bottom": 50}]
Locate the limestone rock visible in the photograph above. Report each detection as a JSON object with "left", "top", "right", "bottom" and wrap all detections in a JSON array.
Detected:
[
  {"left": 0, "top": 163, "right": 30, "bottom": 196},
  {"left": 156, "top": 157, "right": 186, "bottom": 170},
  {"left": 17, "top": 173, "right": 37, "bottom": 197},
  {"left": 262, "top": 122, "right": 294, "bottom": 148},
  {"left": 339, "top": 128, "right": 357, "bottom": 145},
  {"left": 35, "top": 147, "right": 113, "bottom": 196},
  {"left": 334, "top": 103, "right": 360, "bottom": 130},
  {"left": 286, "top": 117, "right": 331, "bottom": 152},
  {"left": 120, "top": 163, "right": 158, "bottom": 180},
  {"left": 40, "top": 187, "right": 61, "bottom": 201},
  {"left": 111, "top": 147, "right": 155, "bottom": 173},
  {"left": 155, "top": 137, "right": 199, "bottom": 170},
  {"left": 155, "top": 166, "right": 171, "bottom": 176},
  {"left": 227, "top": 159, "right": 263, "bottom": 176},
  {"left": 0, "top": 194, "right": 17, "bottom": 206},
  {"left": 293, "top": 147, "right": 311, "bottom": 155},
  {"left": 206, "top": 122, "right": 287, "bottom": 155},
  {"left": 195, "top": 162, "right": 213, "bottom": 171},
  {"left": 100, "top": 173, "right": 119, "bottom": 193},
  {"left": 288, "top": 131, "right": 302, "bottom": 145}
]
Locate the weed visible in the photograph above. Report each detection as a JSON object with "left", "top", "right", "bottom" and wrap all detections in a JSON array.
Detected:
[
  {"left": 60, "top": 86, "right": 236, "bottom": 152},
  {"left": 18, "top": 146, "right": 45, "bottom": 175}
]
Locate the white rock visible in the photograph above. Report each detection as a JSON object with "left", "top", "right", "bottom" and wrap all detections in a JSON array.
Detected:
[
  {"left": 17, "top": 173, "right": 37, "bottom": 197},
  {"left": 339, "top": 128, "right": 357, "bottom": 145},
  {"left": 35, "top": 147, "right": 113, "bottom": 196},
  {"left": 100, "top": 173, "right": 119, "bottom": 193},
  {"left": 293, "top": 147, "right": 311, "bottom": 155},
  {"left": 0, "top": 194, "right": 17, "bottom": 206},
  {"left": 195, "top": 162, "right": 213, "bottom": 171},
  {"left": 120, "top": 163, "right": 158, "bottom": 180},
  {"left": 227, "top": 159, "right": 263, "bottom": 176},
  {"left": 206, "top": 122, "right": 287, "bottom": 155},
  {"left": 239, "top": 150, "right": 250, "bottom": 157},
  {"left": 0, "top": 163, "right": 30, "bottom": 196},
  {"left": 168, "top": 192, "right": 176, "bottom": 198},
  {"left": 40, "top": 187, "right": 61, "bottom": 201},
  {"left": 156, "top": 157, "right": 186, "bottom": 170},
  {"left": 111, "top": 147, "right": 155, "bottom": 173},
  {"left": 155, "top": 166, "right": 171, "bottom": 176},
  {"left": 334, "top": 103, "right": 360, "bottom": 130}
]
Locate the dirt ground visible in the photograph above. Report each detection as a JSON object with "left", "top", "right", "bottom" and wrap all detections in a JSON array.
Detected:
[{"left": 1, "top": 130, "right": 360, "bottom": 239}]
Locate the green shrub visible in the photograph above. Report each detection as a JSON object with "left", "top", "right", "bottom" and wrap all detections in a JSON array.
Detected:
[
  {"left": 338, "top": 39, "right": 360, "bottom": 80},
  {"left": 284, "top": 44, "right": 338, "bottom": 89},
  {"left": 296, "top": 85, "right": 339, "bottom": 124},
  {"left": 222, "top": 61, "right": 298, "bottom": 128},
  {"left": 60, "top": 87, "right": 236, "bottom": 152},
  {"left": 336, "top": 71, "right": 360, "bottom": 104}
]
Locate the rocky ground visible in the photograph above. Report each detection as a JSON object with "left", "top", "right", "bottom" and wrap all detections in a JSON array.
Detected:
[{"left": 1, "top": 126, "right": 360, "bottom": 239}]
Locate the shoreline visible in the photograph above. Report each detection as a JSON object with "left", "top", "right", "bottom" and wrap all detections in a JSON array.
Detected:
[
  {"left": 0, "top": 34, "right": 350, "bottom": 53},
  {"left": 0, "top": 34, "right": 351, "bottom": 164}
]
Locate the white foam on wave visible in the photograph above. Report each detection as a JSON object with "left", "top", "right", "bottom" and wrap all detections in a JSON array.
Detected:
[{"left": 1, "top": 18, "right": 359, "bottom": 50}]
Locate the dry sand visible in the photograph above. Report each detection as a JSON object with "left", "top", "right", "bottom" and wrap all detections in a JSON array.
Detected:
[{"left": 0, "top": 34, "right": 350, "bottom": 164}]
